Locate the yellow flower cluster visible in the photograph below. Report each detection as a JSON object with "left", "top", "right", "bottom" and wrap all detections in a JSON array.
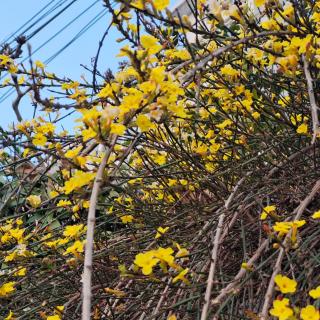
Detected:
[
  {"left": 64, "top": 170, "right": 96, "bottom": 194},
  {"left": 270, "top": 275, "right": 320, "bottom": 320},
  {"left": 133, "top": 245, "right": 189, "bottom": 284}
]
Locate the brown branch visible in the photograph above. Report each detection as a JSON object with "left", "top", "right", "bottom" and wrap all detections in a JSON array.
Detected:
[
  {"left": 211, "top": 238, "right": 270, "bottom": 306},
  {"left": 260, "top": 179, "right": 320, "bottom": 319},
  {"left": 302, "top": 55, "right": 320, "bottom": 144},
  {"left": 201, "top": 175, "right": 247, "bottom": 320},
  {"left": 180, "top": 31, "right": 295, "bottom": 84},
  {"left": 81, "top": 135, "right": 117, "bottom": 320},
  {"left": 11, "top": 74, "right": 31, "bottom": 122}
]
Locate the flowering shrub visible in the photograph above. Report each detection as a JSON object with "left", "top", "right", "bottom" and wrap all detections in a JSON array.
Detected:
[{"left": 1, "top": 0, "right": 320, "bottom": 319}]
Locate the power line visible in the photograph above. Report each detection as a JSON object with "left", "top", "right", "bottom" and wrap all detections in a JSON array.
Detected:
[
  {"left": 0, "top": 4, "right": 111, "bottom": 104},
  {"left": 0, "top": 0, "right": 96, "bottom": 84},
  {"left": 46, "top": 9, "right": 107, "bottom": 64},
  {"left": 26, "top": 0, "right": 79, "bottom": 42},
  {"left": 13, "top": 1, "right": 71, "bottom": 44},
  {"left": 23, "top": 0, "right": 101, "bottom": 63},
  {"left": 1, "top": 0, "right": 57, "bottom": 46},
  {"left": 1, "top": 0, "right": 73, "bottom": 47}
]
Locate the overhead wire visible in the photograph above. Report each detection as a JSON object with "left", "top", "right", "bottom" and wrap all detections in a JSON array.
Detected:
[
  {"left": 26, "top": 0, "right": 78, "bottom": 42},
  {"left": 0, "top": 1, "right": 115, "bottom": 104},
  {"left": 0, "top": 0, "right": 74, "bottom": 45},
  {"left": 0, "top": 0, "right": 90, "bottom": 84},
  {"left": 0, "top": 0, "right": 82, "bottom": 102},
  {"left": 15, "top": 0, "right": 71, "bottom": 44},
  {"left": 0, "top": 0, "right": 57, "bottom": 46},
  {"left": 46, "top": 8, "right": 107, "bottom": 64}
]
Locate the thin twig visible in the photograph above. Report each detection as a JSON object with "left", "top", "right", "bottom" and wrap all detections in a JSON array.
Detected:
[
  {"left": 201, "top": 175, "right": 247, "bottom": 320},
  {"left": 81, "top": 135, "right": 117, "bottom": 320},
  {"left": 180, "top": 31, "right": 295, "bottom": 84},
  {"left": 302, "top": 55, "right": 320, "bottom": 144},
  {"left": 260, "top": 179, "right": 320, "bottom": 318}
]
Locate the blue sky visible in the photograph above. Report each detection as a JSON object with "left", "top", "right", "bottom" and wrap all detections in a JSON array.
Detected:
[
  {"left": 0, "top": 0, "right": 122, "bottom": 130},
  {"left": 0, "top": 0, "right": 178, "bottom": 131}
]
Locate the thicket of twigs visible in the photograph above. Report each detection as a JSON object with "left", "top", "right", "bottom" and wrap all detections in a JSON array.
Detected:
[{"left": 1, "top": 0, "right": 320, "bottom": 319}]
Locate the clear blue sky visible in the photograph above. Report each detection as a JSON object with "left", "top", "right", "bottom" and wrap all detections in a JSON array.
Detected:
[
  {"left": 0, "top": 0, "right": 178, "bottom": 131},
  {"left": 0, "top": 0, "right": 122, "bottom": 130}
]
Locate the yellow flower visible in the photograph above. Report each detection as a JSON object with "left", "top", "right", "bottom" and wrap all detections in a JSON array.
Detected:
[
  {"left": 0, "top": 54, "right": 13, "bottom": 65},
  {"left": 82, "top": 200, "right": 90, "bottom": 209},
  {"left": 312, "top": 210, "right": 320, "bottom": 219},
  {"left": 65, "top": 146, "right": 82, "bottom": 159},
  {"left": 14, "top": 267, "right": 27, "bottom": 276},
  {"left": 64, "top": 170, "right": 96, "bottom": 194},
  {"left": 310, "top": 286, "right": 320, "bottom": 299},
  {"left": 220, "top": 64, "right": 239, "bottom": 80},
  {"left": 260, "top": 205, "right": 276, "bottom": 220},
  {"left": 110, "top": 123, "right": 126, "bottom": 135},
  {"left": 172, "top": 268, "right": 190, "bottom": 284},
  {"left": 54, "top": 305, "right": 64, "bottom": 314},
  {"left": 134, "top": 251, "right": 160, "bottom": 275},
  {"left": 282, "top": 2, "right": 294, "bottom": 20},
  {"left": 36, "top": 123, "right": 56, "bottom": 135},
  {"left": 153, "top": 0, "right": 170, "bottom": 10},
  {"left": 140, "top": 35, "right": 162, "bottom": 55},
  {"left": 132, "top": 0, "right": 144, "bottom": 10},
  {"left": 261, "top": 18, "right": 280, "bottom": 31},
  {"left": 4, "top": 310, "right": 14, "bottom": 320},
  {"left": 269, "top": 298, "right": 293, "bottom": 320},
  {"left": 0, "top": 282, "right": 16, "bottom": 297},
  {"left": 8, "top": 64, "right": 18, "bottom": 74},
  {"left": 63, "top": 224, "right": 85, "bottom": 238},
  {"left": 300, "top": 305, "right": 320, "bottom": 320},
  {"left": 120, "top": 215, "right": 134, "bottom": 223},
  {"left": 241, "top": 262, "right": 253, "bottom": 271},
  {"left": 180, "top": 179, "right": 188, "bottom": 186},
  {"left": 9, "top": 228, "right": 25, "bottom": 243},
  {"left": 273, "top": 220, "right": 305, "bottom": 234},
  {"left": 153, "top": 153, "right": 166, "bottom": 165},
  {"left": 57, "top": 200, "right": 72, "bottom": 207},
  {"left": 32, "top": 133, "right": 47, "bottom": 146},
  {"left": 274, "top": 274, "right": 297, "bottom": 294},
  {"left": 26, "top": 195, "right": 41, "bottom": 208},
  {"left": 155, "top": 226, "right": 169, "bottom": 239},
  {"left": 47, "top": 315, "right": 61, "bottom": 320},
  {"left": 63, "top": 240, "right": 85, "bottom": 256},
  {"left": 154, "top": 247, "right": 175, "bottom": 265},
  {"left": 35, "top": 60, "right": 45, "bottom": 69},
  {"left": 45, "top": 238, "right": 68, "bottom": 249},
  {"left": 297, "top": 123, "right": 308, "bottom": 134},
  {"left": 175, "top": 243, "right": 189, "bottom": 258},
  {"left": 49, "top": 190, "right": 59, "bottom": 198},
  {"left": 216, "top": 119, "right": 233, "bottom": 130},
  {"left": 254, "top": 0, "right": 266, "bottom": 6},
  {"left": 167, "top": 315, "right": 177, "bottom": 320},
  {"left": 273, "top": 221, "right": 291, "bottom": 233},
  {"left": 136, "top": 114, "right": 155, "bottom": 132},
  {"left": 81, "top": 127, "right": 97, "bottom": 142}
]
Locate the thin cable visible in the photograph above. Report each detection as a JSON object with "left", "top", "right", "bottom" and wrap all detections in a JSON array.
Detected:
[
  {"left": 26, "top": 0, "right": 78, "bottom": 42},
  {"left": 5, "top": 0, "right": 70, "bottom": 47},
  {"left": 0, "top": 88, "right": 14, "bottom": 104},
  {"left": 0, "top": 0, "right": 100, "bottom": 84},
  {"left": 9, "top": 0, "right": 70, "bottom": 45},
  {"left": 45, "top": 9, "right": 107, "bottom": 64},
  {"left": 0, "top": 8, "right": 109, "bottom": 104},
  {"left": 26, "top": 0, "right": 101, "bottom": 62},
  {"left": 0, "top": 0, "right": 57, "bottom": 46}
]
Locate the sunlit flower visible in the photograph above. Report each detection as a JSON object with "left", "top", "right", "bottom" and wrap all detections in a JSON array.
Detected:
[
  {"left": 300, "top": 305, "right": 320, "bottom": 320},
  {"left": 269, "top": 298, "right": 293, "bottom": 320},
  {"left": 274, "top": 274, "right": 297, "bottom": 294}
]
